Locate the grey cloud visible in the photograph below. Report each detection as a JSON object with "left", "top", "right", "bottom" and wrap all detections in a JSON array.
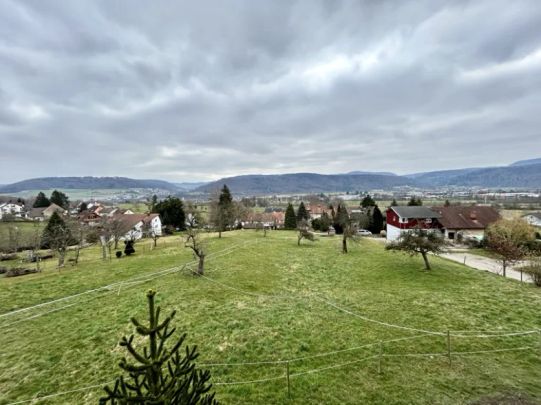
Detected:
[{"left": 1, "top": 0, "right": 540, "bottom": 183}]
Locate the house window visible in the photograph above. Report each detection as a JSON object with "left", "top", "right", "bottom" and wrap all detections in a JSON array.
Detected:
[{"left": 400, "top": 217, "right": 408, "bottom": 223}]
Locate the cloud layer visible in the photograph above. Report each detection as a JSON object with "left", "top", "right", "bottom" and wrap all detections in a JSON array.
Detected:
[{"left": 1, "top": 0, "right": 540, "bottom": 183}]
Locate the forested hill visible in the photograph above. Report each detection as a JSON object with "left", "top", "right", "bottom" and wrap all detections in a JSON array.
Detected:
[
  {"left": 195, "top": 173, "right": 414, "bottom": 195},
  {"left": 0, "top": 177, "right": 179, "bottom": 193},
  {"left": 407, "top": 163, "right": 541, "bottom": 188}
]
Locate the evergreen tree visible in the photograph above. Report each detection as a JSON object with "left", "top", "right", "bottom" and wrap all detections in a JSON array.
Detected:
[
  {"left": 100, "top": 290, "right": 218, "bottom": 404},
  {"left": 155, "top": 197, "right": 186, "bottom": 230},
  {"left": 42, "top": 211, "right": 73, "bottom": 267},
  {"left": 360, "top": 195, "right": 376, "bottom": 208},
  {"left": 124, "top": 240, "right": 135, "bottom": 256},
  {"left": 209, "top": 185, "right": 235, "bottom": 237},
  {"left": 390, "top": 199, "right": 398, "bottom": 207},
  {"left": 284, "top": 203, "right": 297, "bottom": 230},
  {"left": 333, "top": 204, "right": 350, "bottom": 235},
  {"left": 78, "top": 202, "right": 88, "bottom": 213},
  {"left": 50, "top": 190, "right": 70, "bottom": 209},
  {"left": 319, "top": 212, "right": 331, "bottom": 232},
  {"left": 33, "top": 192, "right": 50, "bottom": 208},
  {"left": 369, "top": 205, "right": 384, "bottom": 234},
  {"left": 444, "top": 199, "right": 451, "bottom": 207},
  {"left": 296, "top": 202, "right": 309, "bottom": 222}
]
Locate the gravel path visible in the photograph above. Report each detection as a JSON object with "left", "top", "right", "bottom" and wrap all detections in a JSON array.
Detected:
[{"left": 440, "top": 252, "right": 531, "bottom": 283}]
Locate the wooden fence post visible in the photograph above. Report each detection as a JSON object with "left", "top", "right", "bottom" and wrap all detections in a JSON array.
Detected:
[
  {"left": 286, "top": 361, "right": 291, "bottom": 399},
  {"left": 447, "top": 330, "right": 451, "bottom": 366},
  {"left": 378, "top": 341, "right": 383, "bottom": 374}
]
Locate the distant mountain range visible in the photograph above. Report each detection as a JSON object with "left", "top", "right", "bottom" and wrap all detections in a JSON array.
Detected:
[
  {"left": 1, "top": 158, "right": 540, "bottom": 195},
  {"left": 0, "top": 177, "right": 179, "bottom": 193},
  {"left": 196, "top": 173, "right": 412, "bottom": 194}
]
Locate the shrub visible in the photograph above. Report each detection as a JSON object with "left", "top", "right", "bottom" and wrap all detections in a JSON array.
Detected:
[
  {"left": 518, "top": 257, "right": 541, "bottom": 287},
  {"left": 85, "top": 230, "right": 100, "bottom": 244},
  {"left": 115, "top": 251, "right": 122, "bottom": 259},
  {"left": 124, "top": 240, "right": 135, "bottom": 256}
]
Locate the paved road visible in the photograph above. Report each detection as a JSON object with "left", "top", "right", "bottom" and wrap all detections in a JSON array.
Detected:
[{"left": 440, "top": 252, "right": 531, "bottom": 283}]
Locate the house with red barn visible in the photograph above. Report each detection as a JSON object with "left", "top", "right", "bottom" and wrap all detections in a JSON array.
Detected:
[{"left": 386, "top": 206, "right": 442, "bottom": 241}]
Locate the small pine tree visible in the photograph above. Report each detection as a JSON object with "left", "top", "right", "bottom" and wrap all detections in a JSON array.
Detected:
[
  {"left": 33, "top": 192, "right": 50, "bottom": 208},
  {"left": 284, "top": 203, "right": 297, "bottom": 230},
  {"left": 296, "top": 202, "right": 309, "bottom": 222},
  {"left": 124, "top": 240, "right": 135, "bottom": 256},
  {"left": 100, "top": 290, "right": 218, "bottom": 404},
  {"left": 78, "top": 202, "right": 88, "bottom": 213},
  {"left": 390, "top": 199, "right": 398, "bottom": 207},
  {"left": 444, "top": 199, "right": 451, "bottom": 207}
]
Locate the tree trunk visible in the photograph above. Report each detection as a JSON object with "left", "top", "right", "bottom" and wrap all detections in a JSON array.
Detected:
[
  {"left": 421, "top": 251, "right": 431, "bottom": 270},
  {"left": 298, "top": 235, "right": 301, "bottom": 246},
  {"left": 74, "top": 246, "right": 80, "bottom": 265},
  {"left": 114, "top": 239, "right": 119, "bottom": 250},
  {"left": 502, "top": 260, "right": 507, "bottom": 277},
  {"left": 218, "top": 230, "right": 222, "bottom": 238},
  {"left": 153, "top": 237, "right": 157, "bottom": 248},
  {"left": 197, "top": 254, "right": 205, "bottom": 275},
  {"left": 342, "top": 236, "right": 348, "bottom": 254},
  {"left": 58, "top": 249, "right": 65, "bottom": 268}
]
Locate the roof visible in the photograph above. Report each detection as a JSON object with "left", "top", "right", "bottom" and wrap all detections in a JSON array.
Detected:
[
  {"left": 390, "top": 206, "right": 441, "bottom": 219},
  {"left": 431, "top": 206, "right": 500, "bottom": 229},
  {"left": 109, "top": 213, "right": 160, "bottom": 232}
]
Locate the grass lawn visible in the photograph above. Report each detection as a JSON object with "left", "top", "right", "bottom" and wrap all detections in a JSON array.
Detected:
[
  {"left": 0, "top": 231, "right": 540, "bottom": 404},
  {"left": 0, "top": 221, "right": 44, "bottom": 252}
]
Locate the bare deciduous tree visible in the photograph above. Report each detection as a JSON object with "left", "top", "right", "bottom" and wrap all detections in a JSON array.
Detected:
[
  {"left": 386, "top": 229, "right": 447, "bottom": 270},
  {"left": 185, "top": 227, "right": 206, "bottom": 275}
]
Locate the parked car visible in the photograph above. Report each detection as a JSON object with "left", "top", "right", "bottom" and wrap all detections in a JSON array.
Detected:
[{"left": 357, "top": 229, "right": 372, "bottom": 236}]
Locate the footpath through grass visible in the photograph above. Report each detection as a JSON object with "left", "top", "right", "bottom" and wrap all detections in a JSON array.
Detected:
[{"left": 0, "top": 231, "right": 540, "bottom": 404}]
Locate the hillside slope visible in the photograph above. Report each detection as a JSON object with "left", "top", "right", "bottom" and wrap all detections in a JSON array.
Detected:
[{"left": 0, "top": 177, "right": 179, "bottom": 193}]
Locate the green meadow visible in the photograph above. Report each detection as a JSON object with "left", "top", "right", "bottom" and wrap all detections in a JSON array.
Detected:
[{"left": 0, "top": 231, "right": 540, "bottom": 404}]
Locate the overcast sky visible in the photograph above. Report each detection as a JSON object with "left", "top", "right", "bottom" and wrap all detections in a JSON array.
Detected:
[{"left": 1, "top": 0, "right": 541, "bottom": 184}]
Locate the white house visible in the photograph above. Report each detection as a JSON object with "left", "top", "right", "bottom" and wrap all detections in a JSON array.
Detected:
[
  {"left": 0, "top": 202, "right": 26, "bottom": 219},
  {"left": 523, "top": 212, "right": 541, "bottom": 227},
  {"left": 111, "top": 213, "right": 162, "bottom": 241}
]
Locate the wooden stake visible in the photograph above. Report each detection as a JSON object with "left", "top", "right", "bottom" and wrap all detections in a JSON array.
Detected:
[
  {"left": 447, "top": 330, "right": 451, "bottom": 366},
  {"left": 286, "top": 361, "right": 291, "bottom": 399},
  {"left": 378, "top": 341, "right": 383, "bottom": 374}
]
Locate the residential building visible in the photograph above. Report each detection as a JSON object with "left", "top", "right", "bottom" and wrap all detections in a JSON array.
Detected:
[
  {"left": 386, "top": 206, "right": 442, "bottom": 241},
  {"left": 523, "top": 212, "right": 541, "bottom": 227},
  {"left": 432, "top": 206, "right": 500, "bottom": 241}
]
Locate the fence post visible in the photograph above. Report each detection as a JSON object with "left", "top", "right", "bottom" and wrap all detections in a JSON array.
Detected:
[
  {"left": 378, "top": 341, "right": 383, "bottom": 374},
  {"left": 286, "top": 361, "right": 291, "bottom": 399},
  {"left": 447, "top": 330, "right": 451, "bottom": 366}
]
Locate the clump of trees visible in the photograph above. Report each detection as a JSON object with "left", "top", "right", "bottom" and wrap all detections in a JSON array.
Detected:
[
  {"left": 485, "top": 218, "right": 535, "bottom": 277},
  {"left": 154, "top": 196, "right": 186, "bottom": 230},
  {"left": 407, "top": 197, "right": 423, "bottom": 206},
  {"left": 386, "top": 229, "right": 447, "bottom": 270},
  {"left": 32, "top": 190, "right": 69, "bottom": 209},
  {"left": 311, "top": 212, "right": 331, "bottom": 232},
  {"left": 100, "top": 290, "right": 218, "bottom": 404}
]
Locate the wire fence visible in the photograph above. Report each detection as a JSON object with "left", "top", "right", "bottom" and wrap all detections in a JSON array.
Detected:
[{"left": 5, "top": 338, "right": 537, "bottom": 404}]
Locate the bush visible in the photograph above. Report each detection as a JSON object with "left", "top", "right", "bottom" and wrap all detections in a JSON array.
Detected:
[
  {"left": 115, "top": 251, "right": 122, "bottom": 259},
  {"left": 86, "top": 230, "right": 100, "bottom": 244},
  {"left": 163, "top": 225, "right": 175, "bottom": 235},
  {"left": 124, "top": 240, "right": 135, "bottom": 256},
  {"left": 519, "top": 258, "right": 541, "bottom": 287}
]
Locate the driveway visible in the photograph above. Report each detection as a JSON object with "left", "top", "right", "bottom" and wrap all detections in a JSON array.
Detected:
[{"left": 440, "top": 251, "right": 531, "bottom": 283}]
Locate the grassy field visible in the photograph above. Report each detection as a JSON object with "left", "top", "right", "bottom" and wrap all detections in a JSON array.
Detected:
[
  {"left": 0, "top": 221, "right": 44, "bottom": 252},
  {"left": 0, "top": 231, "right": 540, "bottom": 404}
]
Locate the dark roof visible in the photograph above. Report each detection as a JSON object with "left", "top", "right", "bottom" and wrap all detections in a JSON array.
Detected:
[
  {"left": 431, "top": 206, "right": 500, "bottom": 229},
  {"left": 391, "top": 206, "right": 441, "bottom": 219}
]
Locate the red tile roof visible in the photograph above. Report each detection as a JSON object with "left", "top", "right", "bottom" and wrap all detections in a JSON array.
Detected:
[{"left": 431, "top": 206, "right": 500, "bottom": 230}]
